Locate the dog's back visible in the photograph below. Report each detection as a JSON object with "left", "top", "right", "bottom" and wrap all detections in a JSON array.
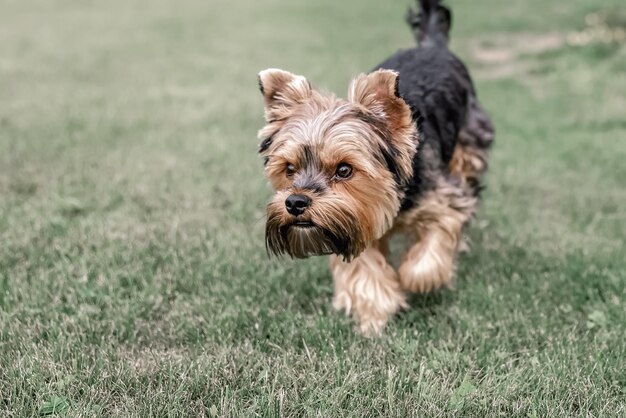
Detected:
[{"left": 374, "top": 0, "right": 494, "bottom": 206}]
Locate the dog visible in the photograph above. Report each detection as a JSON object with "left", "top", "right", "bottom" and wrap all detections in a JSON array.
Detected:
[{"left": 256, "top": 0, "right": 494, "bottom": 334}]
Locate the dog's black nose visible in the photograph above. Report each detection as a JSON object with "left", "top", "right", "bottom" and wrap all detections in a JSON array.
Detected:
[{"left": 285, "top": 194, "right": 310, "bottom": 216}]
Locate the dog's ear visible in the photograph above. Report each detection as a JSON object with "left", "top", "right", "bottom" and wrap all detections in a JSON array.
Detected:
[
  {"left": 348, "top": 70, "right": 413, "bottom": 139},
  {"left": 258, "top": 68, "right": 312, "bottom": 122},
  {"left": 348, "top": 70, "right": 417, "bottom": 184}
]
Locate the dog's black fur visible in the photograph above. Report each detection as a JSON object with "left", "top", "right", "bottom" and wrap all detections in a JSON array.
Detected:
[{"left": 374, "top": 0, "right": 494, "bottom": 211}]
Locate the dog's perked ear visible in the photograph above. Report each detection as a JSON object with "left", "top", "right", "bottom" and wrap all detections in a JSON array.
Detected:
[
  {"left": 348, "top": 70, "right": 413, "bottom": 137},
  {"left": 258, "top": 68, "right": 312, "bottom": 123},
  {"left": 348, "top": 69, "right": 417, "bottom": 184}
]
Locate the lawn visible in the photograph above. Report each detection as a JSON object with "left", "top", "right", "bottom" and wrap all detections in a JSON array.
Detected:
[{"left": 1, "top": 0, "right": 625, "bottom": 416}]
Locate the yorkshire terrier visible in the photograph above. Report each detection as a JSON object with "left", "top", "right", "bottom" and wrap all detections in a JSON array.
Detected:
[{"left": 256, "top": 0, "right": 494, "bottom": 334}]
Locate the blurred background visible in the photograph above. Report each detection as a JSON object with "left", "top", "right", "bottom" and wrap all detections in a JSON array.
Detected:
[{"left": 1, "top": 0, "right": 625, "bottom": 416}]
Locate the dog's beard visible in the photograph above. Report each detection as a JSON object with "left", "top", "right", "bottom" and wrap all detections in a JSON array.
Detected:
[
  {"left": 265, "top": 200, "right": 362, "bottom": 261},
  {"left": 281, "top": 224, "right": 339, "bottom": 258}
]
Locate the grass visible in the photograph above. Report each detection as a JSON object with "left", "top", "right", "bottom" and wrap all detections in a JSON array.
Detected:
[{"left": 1, "top": 0, "right": 625, "bottom": 416}]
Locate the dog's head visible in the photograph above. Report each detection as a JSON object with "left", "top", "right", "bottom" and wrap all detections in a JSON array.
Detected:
[{"left": 257, "top": 68, "right": 418, "bottom": 260}]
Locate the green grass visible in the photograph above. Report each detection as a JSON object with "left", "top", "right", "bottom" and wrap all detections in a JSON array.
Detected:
[{"left": 1, "top": 0, "right": 625, "bottom": 416}]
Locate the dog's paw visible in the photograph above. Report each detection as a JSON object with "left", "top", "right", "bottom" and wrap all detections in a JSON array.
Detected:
[
  {"left": 356, "top": 316, "right": 388, "bottom": 337},
  {"left": 458, "top": 235, "right": 471, "bottom": 253},
  {"left": 332, "top": 292, "right": 352, "bottom": 315},
  {"left": 398, "top": 252, "right": 455, "bottom": 293}
]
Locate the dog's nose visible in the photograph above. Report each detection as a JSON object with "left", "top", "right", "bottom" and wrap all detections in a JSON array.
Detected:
[{"left": 285, "top": 194, "right": 310, "bottom": 216}]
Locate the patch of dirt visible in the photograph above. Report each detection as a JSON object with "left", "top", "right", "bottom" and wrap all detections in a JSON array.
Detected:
[
  {"left": 467, "top": 10, "right": 626, "bottom": 81},
  {"left": 471, "top": 32, "right": 565, "bottom": 65}
]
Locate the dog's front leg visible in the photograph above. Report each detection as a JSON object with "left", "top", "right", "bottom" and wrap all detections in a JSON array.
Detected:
[
  {"left": 329, "top": 243, "right": 406, "bottom": 336},
  {"left": 397, "top": 182, "right": 476, "bottom": 293}
]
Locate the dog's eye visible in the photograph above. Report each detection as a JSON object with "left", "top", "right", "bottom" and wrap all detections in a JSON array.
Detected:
[
  {"left": 335, "top": 163, "right": 353, "bottom": 179},
  {"left": 286, "top": 163, "right": 296, "bottom": 177}
]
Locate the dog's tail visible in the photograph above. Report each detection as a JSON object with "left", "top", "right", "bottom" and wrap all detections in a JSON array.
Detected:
[{"left": 406, "top": 0, "right": 451, "bottom": 46}]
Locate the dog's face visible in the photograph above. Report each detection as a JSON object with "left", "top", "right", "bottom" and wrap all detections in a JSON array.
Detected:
[{"left": 257, "top": 69, "right": 418, "bottom": 260}]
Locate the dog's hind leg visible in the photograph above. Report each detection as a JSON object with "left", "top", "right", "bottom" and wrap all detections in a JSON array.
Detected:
[
  {"left": 449, "top": 94, "right": 494, "bottom": 193},
  {"left": 330, "top": 240, "right": 406, "bottom": 335},
  {"left": 397, "top": 179, "right": 476, "bottom": 293}
]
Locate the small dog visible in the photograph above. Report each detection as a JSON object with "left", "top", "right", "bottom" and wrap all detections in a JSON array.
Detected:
[{"left": 256, "top": 0, "right": 494, "bottom": 334}]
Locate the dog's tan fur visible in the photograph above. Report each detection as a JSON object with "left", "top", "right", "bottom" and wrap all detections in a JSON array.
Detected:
[{"left": 449, "top": 143, "right": 489, "bottom": 188}]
